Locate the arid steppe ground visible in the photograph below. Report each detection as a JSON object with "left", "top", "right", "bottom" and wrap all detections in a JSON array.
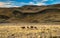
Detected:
[
  {"left": 0, "top": 4, "right": 60, "bottom": 38},
  {"left": 0, "top": 23, "right": 60, "bottom": 38}
]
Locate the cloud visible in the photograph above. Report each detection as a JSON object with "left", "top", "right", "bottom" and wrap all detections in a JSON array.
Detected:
[
  {"left": 0, "top": 0, "right": 48, "bottom": 7},
  {"left": 0, "top": 0, "right": 59, "bottom": 7},
  {"left": 29, "top": 2, "right": 46, "bottom": 6},
  {"left": 30, "top": 0, "right": 47, "bottom": 6},
  {"left": 19, "top": 2, "right": 46, "bottom": 6},
  {"left": 0, "top": 2, "right": 5, "bottom": 6},
  {"left": 32, "top": 0, "right": 55, "bottom": 6},
  {"left": 0, "top": 2, "right": 11, "bottom": 7},
  {"left": 33, "top": 0, "right": 48, "bottom": 2},
  {"left": 0, "top": 1, "right": 20, "bottom": 7},
  {"left": 19, "top": 0, "right": 48, "bottom": 6},
  {"left": 28, "top": 0, "right": 47, "bottom": 6}
]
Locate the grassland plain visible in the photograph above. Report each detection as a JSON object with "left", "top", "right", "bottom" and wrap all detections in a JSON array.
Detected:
[
  {"left": 0, "top": 4, "right": 60, "bottom": 38},
  {"left": 0, "top": 23, "right": 59, "bottom": 38}
]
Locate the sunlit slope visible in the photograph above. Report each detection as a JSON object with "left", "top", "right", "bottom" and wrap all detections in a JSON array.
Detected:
[{"left": 0, "top": 4, "right": 60, "bottom": 23}]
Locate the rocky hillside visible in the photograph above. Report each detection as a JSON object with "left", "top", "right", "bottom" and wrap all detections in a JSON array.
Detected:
[{"left": 0, "top": 4, "right": 60, "bottom": 23}]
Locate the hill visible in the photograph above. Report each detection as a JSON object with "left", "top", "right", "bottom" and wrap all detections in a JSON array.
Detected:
[{"left": 0, "top": 4, "right": 60, "bottom": 23}]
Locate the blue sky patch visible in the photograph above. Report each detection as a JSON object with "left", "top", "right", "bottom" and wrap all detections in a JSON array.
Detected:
[{"left": 0, "top": 0, "right": 60, "bottom": 7}]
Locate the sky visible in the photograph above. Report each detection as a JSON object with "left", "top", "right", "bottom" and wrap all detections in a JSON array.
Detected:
[{"left": 0, "top": 0, "right": 60, "bottom": 7}]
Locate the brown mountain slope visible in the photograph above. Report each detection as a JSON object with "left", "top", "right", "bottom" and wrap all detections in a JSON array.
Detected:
[{"left": 0, "top": 4, "right": 60, "bottom": 23}]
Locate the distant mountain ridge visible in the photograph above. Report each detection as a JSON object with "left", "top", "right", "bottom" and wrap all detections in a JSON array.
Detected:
[{"left": 0, "top": 4, "right": 60, "bottom": 23}]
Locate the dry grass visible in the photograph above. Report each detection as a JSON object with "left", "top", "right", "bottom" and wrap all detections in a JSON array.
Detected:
[{"left": 0, "top": 23, "right": 59, "bottom": 38}]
